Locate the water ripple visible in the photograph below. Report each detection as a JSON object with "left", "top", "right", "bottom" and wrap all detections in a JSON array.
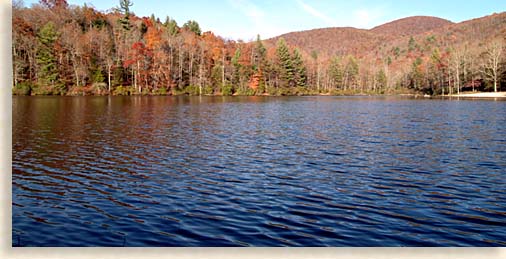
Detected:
[{"left": 12, "top": 96, "right": 506, "bottom": 246}]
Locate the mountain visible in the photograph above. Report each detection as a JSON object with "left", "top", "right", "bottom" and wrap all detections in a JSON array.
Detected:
[
  {"left": 267, "top": 27, "right": 382, "bottom": 58},
  {"left": 266, "top": 14, "right": 505, "bottom": 59},
  {"left": 370, "top": 16, "right": 453, "bottom": 37}
]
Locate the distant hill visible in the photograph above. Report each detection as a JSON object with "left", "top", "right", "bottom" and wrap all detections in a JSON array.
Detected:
[
  {"left": 266, "top": 14, "right": 505, "bottom": 59},
  {"left": 268, "top": 27, "right": 382, "bottom": 57},
  {"left": 370, "top": 16, "right": 453, "bottom": 37}
]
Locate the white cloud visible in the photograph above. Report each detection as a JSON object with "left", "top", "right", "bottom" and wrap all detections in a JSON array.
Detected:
[
  {"left": 351, "top": 8, "right": 386, "bottom": 29},
  {"left": 295, "top": 0, "right": 337, "bottom": 27},
  {"left": 226, "top": 0, "right": 287, "bottom": 40}
]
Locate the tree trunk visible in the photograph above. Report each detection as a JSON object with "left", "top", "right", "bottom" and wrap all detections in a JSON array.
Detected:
[{"left": 107, "top": 63, "right": 112, "bottom": 93}]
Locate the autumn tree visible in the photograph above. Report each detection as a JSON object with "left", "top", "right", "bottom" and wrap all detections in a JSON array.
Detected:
[{"left": 40, "top": 0, "right": 68, "bottom": 9}]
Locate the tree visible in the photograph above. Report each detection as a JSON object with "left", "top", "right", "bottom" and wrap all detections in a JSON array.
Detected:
[
  {"left": 481, "top": 40, "right": 504, "bottom": 92},
  {"left": 164, "top": 16, "right": 179, "bottom": 36},
  {"left": 118, "top": 0, "right": 133, "bottom": 30},
  {"left": 40, "top": 0, "right": 68, "bottom": 9},
  {"left": 37, "top": 22, "right": 61, "bottom": 93},
  {"left": 231, "top": 47, "right": 241, "bottom": 88},
  {"left": 276, "top": 38, "right": 294, "bottom": 88},
  {"left": 408, "top": 36, "right": 416, "bottom": 52},
  {"left": 376, "top": 69, "right": 387, "bottom": 91},
  {"left": 252, "top": 34, "right": 266, "bottom": 71},
  {"left": 183, "top": 20, "right": 201, "bottom": 36},
  {"left": 411, "top": 57, "right": 424, "bottom": 91},
  {"left": 344, "top": 56, "right": 359, "bottom": 90},
  {"left": 119, "top": 0, "right": 133, "bottom": 17},
  {"left": 449, "top": 47, "right": 464, "bottom": 94},
  {"left": 292, "top": 48, "right": 306, "bottom": 87},
  {"left": 328, "top": 56, "right": 343, "bottom": 90}
]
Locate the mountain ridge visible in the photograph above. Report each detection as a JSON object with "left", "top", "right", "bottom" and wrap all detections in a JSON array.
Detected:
[{"left": 265, "top": 13, "right": 506, "bottom": 59}]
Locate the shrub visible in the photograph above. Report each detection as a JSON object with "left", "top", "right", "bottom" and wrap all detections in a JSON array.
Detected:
[
  {"left": 12, "top": 82, "right": 32, "bottom": 95},
  {"left": 221, "top": 84, "right": 233, "bottom": 96},
  {"left": 236, "top": 88, "right": 255, "bottom": 96},
  {"left": 267, "top": 86, "right": 278, "bottom": 96},
  {"left": 113, "top": 85, "right": 135, "bottom": 95},
  {"left": 153, "top": 87, "right": 168, "bottom": 95},
  {"left": 184, "top": 85, "right": 199, "bottom": 96},
  {"left": 202, "top": 85, "right": 214, "bottom": 95}
]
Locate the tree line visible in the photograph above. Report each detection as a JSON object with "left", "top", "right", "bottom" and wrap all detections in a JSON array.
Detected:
[{"left": 12, "top": 0, "right": 506, "bottom": 96}]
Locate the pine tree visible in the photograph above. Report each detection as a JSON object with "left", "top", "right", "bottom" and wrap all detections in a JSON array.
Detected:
[
  {"left": 329, "top": 56, "right": 343, "bottom": 89},
  {"left": 345, "top": 56, "right": 359, "bottom": 89},
  {"left": 276, "top": 38, "right": 294, "bottom": 88},
  {"left": 183, "top": 20, "right": 201, "bottom": 36},
  {"left": 253, "top": 34, "right": 266, "bottom": 70},
  {"left": 292, "top": 48, "right": 306, "bottom": 87},
  {"left": 119, "top": 0, "right": 133, "bottom": 30},
  {"left": 376, "top": 69, "right": 387, "bottom": 90},
  {"left": 231, "top": 47, "right": 241, "bottom": 87},
  {"left": 164, "top": 16, "right": 179, "bottom": 36},
  {"left": 36, "top": 22, "right": 61, "bottom": 92}
]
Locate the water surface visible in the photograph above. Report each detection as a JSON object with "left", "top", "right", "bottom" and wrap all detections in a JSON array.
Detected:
[{"left": 12, "top": 96, "right": 506, "bottom": 246}]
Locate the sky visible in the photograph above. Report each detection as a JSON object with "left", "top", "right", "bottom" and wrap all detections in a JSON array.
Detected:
[{"left": 21, "top": 0, "right": 506, "bottom": 41}]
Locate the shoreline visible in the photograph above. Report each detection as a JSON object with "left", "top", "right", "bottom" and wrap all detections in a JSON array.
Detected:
[
  {"left": 12, "top": 91, "right": 506, "bottom": 98},
  {"left": 443, "top": 92, "right": 506, "bottom": 98}
]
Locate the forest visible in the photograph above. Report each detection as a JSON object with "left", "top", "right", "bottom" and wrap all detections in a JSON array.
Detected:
[{"left": 12, "top": 0, "right": 506, "bottom": 96}]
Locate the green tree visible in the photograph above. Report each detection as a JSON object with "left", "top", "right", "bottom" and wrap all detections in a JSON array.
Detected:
[
  {"left": 183, "top": 20, "right": 201, "bottom": 36},
  {"left": 329, "top": 56, "right": 343, "bottom": 89},
  {"left": 36, "top": 22, "right": 61, "bottom": 93},
  {"left": 164, "top": 16, "right": 179, "bottom": 36},
  {"left": 119, "top": 0, "right": 133, "bottom": 16},
  {"left": 292, "top": 48, "right": 306, "bottom": 87},
  {"left": 408, "top": 36, "right": 416, "bottom": 52},
  {"left": 411, "top": 57, "right": 424, "bottom": 90},
  {"left": 231, "top": 47, "right": 241, "bottom": 87},
  {"left": 276, "top": 38, "right": 294, "bottom": 88},
  {"left": 253, "top": 34, "right": 267, "bottom": 70},
  {"left": 118, "top": 0, "right": 133, "bottom": 30},
  {"left": 376, "top": 69, "right": 387, "bottom": 90},
  {"left": 345, "top": 56, "right": 359, "bottom": 89}
]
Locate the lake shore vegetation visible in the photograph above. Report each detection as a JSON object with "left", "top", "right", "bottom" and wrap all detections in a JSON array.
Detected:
[{"left": 12, "top": 0, "right": 506, "bottom": 97}]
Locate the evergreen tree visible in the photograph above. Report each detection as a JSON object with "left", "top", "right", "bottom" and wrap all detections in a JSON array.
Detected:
[
  {"left": 183, "top": 20, "right": 201, "bottom": 36},
  {"left": 276, "top": 38, "right": 294, "bottom": 88},
  {"left": 36, "top": 22, "right": 61, "bottom": 92},
  {"left": 329, "top": 56, "right": 343, "bottom": 89},
  {"left": 376, "top": 69, "right": 387, "bottom": 90},
  {"left": 408, "top": 36, "right": 416, "bottom": 52},
  {"left": 345, "top": 56, "right": 359, "bottom": 89},
  {"left": 253, "top": 34, "right": 267, "bottom": 70},
  {"left": 411, "top": 57, "right": 424, "bottom": 90},
  {"left": 292, "top": 48, "right": 307, "bottom": 87},
  {"left": 119, "top": 0, "right": 133, "bottom": 30},
  {"left": 164, "top": 16, "right": 179, "bottom": 36},
  {"left": 231, "top": 47, "right": 241, "bottom": 87}
]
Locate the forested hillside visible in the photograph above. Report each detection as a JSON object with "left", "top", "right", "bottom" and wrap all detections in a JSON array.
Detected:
[{"left": 12, "top": 0, "right": 506, "bottom": 96}]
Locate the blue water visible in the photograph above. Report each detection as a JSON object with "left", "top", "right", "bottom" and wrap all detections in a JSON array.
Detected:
[{"left": 12, "top": 96, "right": 506, "bottom": 246}]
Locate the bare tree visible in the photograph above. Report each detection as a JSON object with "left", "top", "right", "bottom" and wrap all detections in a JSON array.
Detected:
[{"left": 481, "top": 40, "right": 504, "bottom": 92}]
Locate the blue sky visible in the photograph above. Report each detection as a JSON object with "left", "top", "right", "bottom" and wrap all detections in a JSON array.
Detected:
[{"left": 22, "top": 0, "right": 506, "bottom": 41}]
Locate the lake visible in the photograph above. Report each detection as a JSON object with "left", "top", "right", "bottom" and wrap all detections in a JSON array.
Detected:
[{"left": 12, "top": 96, "right": 506, "bottom": 246}]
